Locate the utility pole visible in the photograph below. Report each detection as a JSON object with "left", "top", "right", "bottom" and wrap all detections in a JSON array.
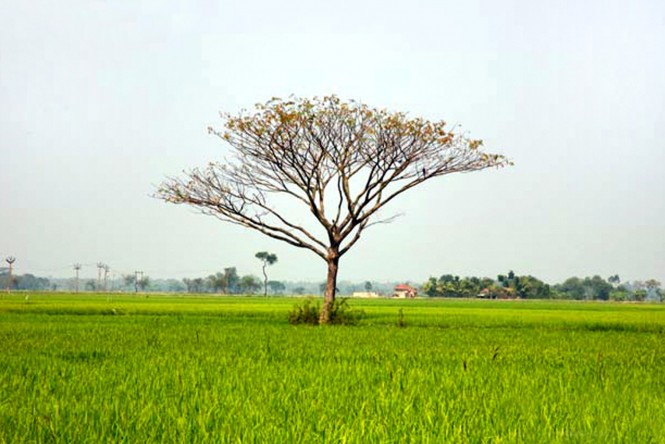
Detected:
[
  {"left": 134, "top": 270, "right": 143, "bottom": 293},
  {"left": 74, "top": 264, "right": 81, "bottom": 293},
  {"left": 96, "top": 262, "right": 104, "bottom": 292},
  {"left": 5, "top": 257, "right": 15, "bottom": 293},
  {"left": 103, "top": 265, "right": 110, "bottom": 292}
]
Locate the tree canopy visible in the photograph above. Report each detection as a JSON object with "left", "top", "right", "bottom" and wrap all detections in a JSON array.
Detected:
[{"left": 158, "top": 95, "right": 509, "bottom": 323}]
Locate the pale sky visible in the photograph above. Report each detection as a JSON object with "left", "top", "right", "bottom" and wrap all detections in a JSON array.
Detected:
[{"left": 1, "top": 0, "right": 664, "bottom": 284}]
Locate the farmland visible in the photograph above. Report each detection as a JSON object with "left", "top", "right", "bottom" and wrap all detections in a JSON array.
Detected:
[{"left": 1, "top": 294, "right": 664, "bottom": 443}]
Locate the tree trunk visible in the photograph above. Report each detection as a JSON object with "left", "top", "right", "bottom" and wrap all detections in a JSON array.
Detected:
[
  {"left": 319, "top": 251, "right": 339, "bottom": 325},
  {"left": 262, "top": 263, "right": 268, "bottom": 296}
]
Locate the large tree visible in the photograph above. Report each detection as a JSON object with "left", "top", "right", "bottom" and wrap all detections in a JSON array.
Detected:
[{"left": 157, "top": 96, "right": 509, "bottom": 323}]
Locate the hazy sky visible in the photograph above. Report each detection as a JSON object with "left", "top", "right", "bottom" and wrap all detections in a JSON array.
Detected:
[{"left": 1, "top": 0, "right": 664, "bottom": 284}]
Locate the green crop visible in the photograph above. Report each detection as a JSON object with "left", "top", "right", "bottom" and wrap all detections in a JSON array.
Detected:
[{"left": 1, "top": 293, "right": 664, "bottom": 442}]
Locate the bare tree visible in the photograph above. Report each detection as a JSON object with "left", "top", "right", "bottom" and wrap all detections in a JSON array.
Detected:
[{"left": 157, "top": 96, "right": 509, "bottom": 323}]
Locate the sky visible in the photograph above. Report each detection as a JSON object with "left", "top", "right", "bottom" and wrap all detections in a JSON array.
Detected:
[{"left": 1, "top": 0, "right": 664, "bottom": 285}]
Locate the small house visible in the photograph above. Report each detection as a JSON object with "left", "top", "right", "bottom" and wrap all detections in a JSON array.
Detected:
[{"left": 393, "top": 284, "right": 417, "bottom": 298}]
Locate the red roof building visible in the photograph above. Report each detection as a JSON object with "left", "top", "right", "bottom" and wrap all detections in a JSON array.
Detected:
[{"left": 393, "top": 284, "right": 417, "bottom": 298}]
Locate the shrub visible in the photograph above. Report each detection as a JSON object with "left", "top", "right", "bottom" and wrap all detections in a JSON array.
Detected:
[
  {"left": 288, "top": 298, "right": 320, "bottom": 325},
  {"left": 329, "top": 298, "right": 364, "bottom": 326},
  {"left": 288, "top": 298, "right": 364, "bottom": 325}
]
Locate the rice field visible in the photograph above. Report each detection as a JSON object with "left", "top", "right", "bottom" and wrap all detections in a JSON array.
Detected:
[{"left": 1, "top": 293, "right": 664, "bottom": 443}]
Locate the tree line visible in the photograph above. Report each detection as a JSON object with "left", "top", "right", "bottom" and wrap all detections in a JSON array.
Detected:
[
  {"left": 1, "top": 266, "right": 662, "bottom": 302},
  {"left": 181, "top": 267, "right": 284, "bottom": 295},
  {"left": 422, "top": 271, "right": 663, "bottom": 301}
]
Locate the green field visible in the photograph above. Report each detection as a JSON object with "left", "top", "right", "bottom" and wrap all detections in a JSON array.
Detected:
[{"left": 1, "top": 294, "right": 664, "bottom": 443}]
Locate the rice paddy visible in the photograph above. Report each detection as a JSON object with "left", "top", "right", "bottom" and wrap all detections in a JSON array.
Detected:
[{"left": 1, "top": 293, "right": 664, "bottom": 443}]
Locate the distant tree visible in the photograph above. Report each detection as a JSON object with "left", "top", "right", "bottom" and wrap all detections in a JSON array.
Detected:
[
  {"left": 15, "top": 274, "right": 50, "bottom": 291},
  {"left": 497, "top": 271, "right": 527, "bottom": 298},
  {"left": 4, "top": 273, "right": 16, "bottom": 290},
  {"left": 255, "top": 252, "right": 278, "bottom": 296},
  {"left": 267, "top": 280, "right": 286, "bottom": 295},
  {"left": 137, "top": 276, "right": 150, "bottom": 292},
  {"left": 554, "top": 276, "right": 612, "bottom": 300},
  {"left": 645, "top": 279, "right": 661, "bottom": 291},
  {"left": 422, "top": 274, "right": 484, "bottom": 298},
  {"left": 609, "top": 286, "right": 630, "bottom": 301},
  {"left": 157, "top": 96, "right": 509, "bottom": 323},
  {"left": 608, "top": 274, "right": 621, "bottom": 287},
  {"left": 556, "top": 277, "right": 585, "bottom": 300},
  {"left": 185, "top": 277, "right": 206, "bottom": 293},
  {"left": 364, "top": 281, "right": 373, "bottom": 292},
  {"left": 424, "top": 272, "right": 551, "bottom": 300},
  {"left": 293, "top": 286, "right": 306, "bottom": 295},
  {"left": 206, "top": 272, "right": 227, "bottom": 293},
  {"left": 224, "top": 267, "right": 239, "bottom": 294},
  {"left": 633, "top": 289, "right": 648, "bottom": 302},
  {"left": 239, "top": 275, "right": 261, "bottom": 294},
  {"left": 438, "top": 275, "right": 462, "bottom": 297},
  {"left": 645, "top": 279, "right": 662, "bottom": 302},
  {"left": 586, "top": 275, "right": 612, "bottom": 301},
  {"left": 123, "top": 274, "right": 136, "bottom": 291},
  {"left": 164, "top": 279, "right": 186, "bottom": 293},
  {"left": 457, "top": 277, "right": 480, "bottom": 298},
  {"left": 423, "top": 277, "right": 438, "bottom": 297},
  {"left": 518, "top": 275, "right": 551, "bottom": 299}
]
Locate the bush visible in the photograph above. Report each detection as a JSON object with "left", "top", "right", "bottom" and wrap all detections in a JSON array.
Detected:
[
  {"left": 288, "top": 298, "right": 320, "bottom": 325},
  {"left": 288, "top": 297, "right": 364, "bottom": 325},
  {"left": 329, "top": 298, "right": 365, "bottom": 325}
]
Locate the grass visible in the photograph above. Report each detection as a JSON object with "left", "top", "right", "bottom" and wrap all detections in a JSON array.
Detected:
[{"left": 1, "top": 293, "right": 664, "bottom": 442}]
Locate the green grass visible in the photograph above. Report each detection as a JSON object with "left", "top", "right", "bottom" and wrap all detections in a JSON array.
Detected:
[{"left": 1, "top": 293, "right": 664, "bottom": 442}]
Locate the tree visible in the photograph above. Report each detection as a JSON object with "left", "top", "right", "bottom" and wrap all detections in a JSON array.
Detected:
[
  {"left": 206, "top": 272, "right": 227, "bottom": 293},
  {"left": 608, "top": 274, "right": 621, "bottom": 287},
  {"left": 137, "top": 276, "right": 150, "bottom": 292},
  {"left": 84, "top": 280, "right": 96, "bottom": 291},
  {"left": 518, "top": 275, "right": 551, "bottom": 299},
  {"left": 123, "top": 274, "right": 136, "bottom": 291},
  {"left": 586, "top": 275, "right": 612, "bottom": 301},
  {"left": 556, "top": 277, "right": 585, "bottom": 300},
  {"left": 610, "top": 286, "right": 630, "bottom": 301},
  {"left": 645, "top": 279, "right": 662, "bottom": 302},
  {"left": 183, "top": 277, "right": 206, "bottom": 293},
  {"left": 645, "top": 279, "right": 661, "bottom": 291},
  {"left": 423, "top": 277, "right": 439, "bottom": 297},
  {"left": 554, "top": 276, "right": 612, "bottom": 300},
  {"left": 255, "top": 251, "right": 278, "bottom": 296},
  {"left": 15, "top": 274, "right": 50, "bottom": 291},
  {"left": 364, "top": 281, "right": 372, "bottom": 292},
  {"left": 223, "top": 267, "right": 239, "bottom": 294},
  {"left": 157, "top": 96, "right": 509, "bottom": 323},
  {"left": 164, "top": 279, "right": 186, "bottom": 293},
  {"left": 267, "top": 280, "right": 286, "bottom": 294},
  {"left": 239, "top": 275, "right": 261, "bottom": 294}
]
